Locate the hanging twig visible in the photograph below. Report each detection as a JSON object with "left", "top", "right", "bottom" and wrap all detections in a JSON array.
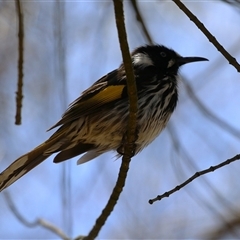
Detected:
[
  {"left": 130, "top": 0, "right": 153, "bottom": 44},
  {"left": 182, "top": 78, "right": 240, "bottom": 139},
  {"left": 3, "top": 191, "right": 70, "bottom": 239},
  {"left": 15, "top": 0, "right": 24, "bottom": 125}
]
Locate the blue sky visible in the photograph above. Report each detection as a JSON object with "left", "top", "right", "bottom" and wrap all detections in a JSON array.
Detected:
[{"left": 0, "top": 1, "right": 240, "bottom": 238}]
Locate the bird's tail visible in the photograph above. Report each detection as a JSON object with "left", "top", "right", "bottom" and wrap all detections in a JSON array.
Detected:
[{"left": 0, "top": 133, "right": 63, "bottom": 192}]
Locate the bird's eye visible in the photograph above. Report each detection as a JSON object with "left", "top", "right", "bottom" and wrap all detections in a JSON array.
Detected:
[{"left": 160, "top": 52, "right": 166, "bottom": 57}]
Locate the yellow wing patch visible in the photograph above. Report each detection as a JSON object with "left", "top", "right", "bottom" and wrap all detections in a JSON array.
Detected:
[
  {"left": 81, "top": 85, "right": 125, "bottom": 107},
  {"left": 48, "top": 85, "right": 126, "bottom": 130}
]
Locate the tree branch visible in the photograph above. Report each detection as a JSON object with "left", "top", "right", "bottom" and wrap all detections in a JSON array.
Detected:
[
  {"left": 172, "top": 0, "right": 240, "bottom": 72},
  {"left": 182, "top": 77, "right": 240, "bottom": 139},
  {"left": 149, "top": 154, "right": 240, "bottom": 204},
  {"left": 130, "top": 0, "right": 153, "bottom": 44},
  {"left": 3, "top": 191, "right": 70, "bottom": 239},
  {"left": 15, "top": 0, "right": 24, "bottom": 125},
  {"left": 83, "top": 0, "right": 138, "bottom": 239}
]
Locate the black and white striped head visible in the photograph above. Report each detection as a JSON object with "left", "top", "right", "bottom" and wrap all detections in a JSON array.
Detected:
[{"left": 131, "top": 45, "right": 208, "bottom": 76}]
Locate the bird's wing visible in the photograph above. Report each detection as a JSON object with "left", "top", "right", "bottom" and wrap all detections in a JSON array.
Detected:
[{"left": 49, "top": 69, "right": 127, "bottom": 130}]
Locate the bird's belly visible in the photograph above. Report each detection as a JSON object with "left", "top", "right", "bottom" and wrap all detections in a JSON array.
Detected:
[
  {"left": 76, "top": 107, "right": 173, "bottom": 154},
  {"left": 136, "top": 110, "right": 172, "bottom": 152}
]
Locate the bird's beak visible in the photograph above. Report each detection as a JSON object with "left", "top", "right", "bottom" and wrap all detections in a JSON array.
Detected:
[{"left": 177, "top": 56, "right": 209, "bottom": 66}]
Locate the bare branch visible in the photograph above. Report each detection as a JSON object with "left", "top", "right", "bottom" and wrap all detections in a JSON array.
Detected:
[
  {"left": 37, "top": 219, "right": 70, "bottom": 240},
  {"left": 130, "top": 1, "right": 240, "bottom": 140},
  {"left": 182, "top": 78, "right": 240, "bottom": 139},
  {"left": 3, "top": 191, "right": 70, "bottom": 239},
  {"left": 221, "top": 0, "right": 240, "bottom": 9},
  {"left": 83, "top": 0, "right": 138, "bottom": 239},
  {"left": 172, "top": 0, "right": 240, "bottom": 72},
  {"left": 149, "top": 154, "right": 240, "bottom": 204},
  {"left": 15, "top": 0, "right": 24, "bottom": 125},
  {"left": 130, "top": 0, "right": 154, "bottom": 44},
  {"left": 167, "top": 124, "right": 240, "bottom": 238},
  {"left": 3, "top": 191, "right": 38, "bottom": 227}
]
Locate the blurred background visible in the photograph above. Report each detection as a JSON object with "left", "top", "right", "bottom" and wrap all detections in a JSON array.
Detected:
[{"left": 0, "top": 0, "right": 240, "bottom": 239}]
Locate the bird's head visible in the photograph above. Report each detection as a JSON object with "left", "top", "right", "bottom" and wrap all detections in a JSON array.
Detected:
[{"left": 131, "top": 45, "right": 208, "bottom": 77}]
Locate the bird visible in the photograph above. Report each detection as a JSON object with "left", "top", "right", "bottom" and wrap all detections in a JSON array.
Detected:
[{"left": 0, "top": 44, "right": 208, "bottom": 192}]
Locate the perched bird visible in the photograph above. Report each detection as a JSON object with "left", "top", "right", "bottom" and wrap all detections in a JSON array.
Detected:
[{"left": 0, "top": 45, "right": 208, "bottom": 192}]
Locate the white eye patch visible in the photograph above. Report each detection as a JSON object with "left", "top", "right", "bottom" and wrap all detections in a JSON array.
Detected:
[
  {"left": 167, "top": 59, "right": 175, "bottom": 68},
  {"left": 132, "top": 53, "right": 154, "bottom": 67}
]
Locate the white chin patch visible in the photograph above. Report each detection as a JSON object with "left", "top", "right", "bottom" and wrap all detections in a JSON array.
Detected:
[
  {"left": 167, "top": 59, "right": 175, "bottom": 68},
  {"left": 133, "top": 53, "right": 154, "bottom": 67}
]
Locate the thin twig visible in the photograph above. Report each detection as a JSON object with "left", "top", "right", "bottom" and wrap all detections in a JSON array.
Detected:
[
  {"left": 15, "top": 0, "right": 24, "bottom": 125},
  {"left": 3, "top": 191, "right": 38, "bottom": 227},
  {"left": 182, "top": 78, "right": 240, "bottom": 139},
  {"left": 149, "top": 154, "right": 240, "bottom": 204},
  {"left": 172, "top": 0, "right": 240, "bottom": 72},
  {"left": 130, "top": 0, "right": 153, "bottom": 44},
  {"left": 37, "top": 219, "right": 70, "bottom": 240},
  {"left": 221, "top": 0, "right": 240, "bottom": 9},
  {"left": 166, "top": 124, "right": 240, "bottom": 238},
  {"left": 3, "top": 191, "right": 70, "bottom": 239},
  {"left": 54, "top": 0, "right": 72, "bottom": 236},
  {"left": 83, "top": 0, "right": 138, "bottom": 239}
]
